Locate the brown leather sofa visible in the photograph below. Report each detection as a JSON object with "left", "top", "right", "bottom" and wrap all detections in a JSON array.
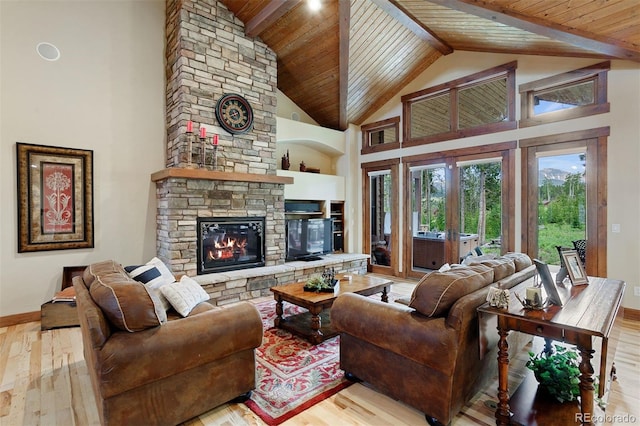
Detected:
[
  {"left": 73, "top": 260, "right": 263, "bottom": 426},
  {"left": 332, "top": 253, "right": 535, "bottom": 426}
]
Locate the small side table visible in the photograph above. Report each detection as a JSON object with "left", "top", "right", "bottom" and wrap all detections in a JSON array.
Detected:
[{"left": 40, "top": 265, "right": 86, "bottom": 331}]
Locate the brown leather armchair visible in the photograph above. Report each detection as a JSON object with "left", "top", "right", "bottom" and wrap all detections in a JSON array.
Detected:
[{"left": 73, "top": 260, "right": 263, "bottom": 426}]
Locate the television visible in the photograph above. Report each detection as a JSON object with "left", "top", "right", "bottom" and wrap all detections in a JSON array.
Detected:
[{"left": 286, "top": 218, "right": 333, "bottom": 261}]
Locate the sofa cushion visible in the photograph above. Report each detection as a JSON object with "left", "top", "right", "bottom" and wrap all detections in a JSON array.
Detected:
[
  {"left": 160, "top": 275, "right": 210, "bottom": 317},
  {"left": 409, "top": 264, "right": 494, "bottom": 317},
  {"left": 503, "top": 252, "right": 533, "bottom": 272},
  {"left": 470, "top": 257, "right": 515, "bottom": 281},
  {"left": 88, "top": 264, "right": 167, "bottom": 332}
]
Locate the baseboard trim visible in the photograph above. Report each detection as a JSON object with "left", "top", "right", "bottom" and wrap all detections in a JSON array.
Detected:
[
  {"left": 0, "top": 311, "right": 40, "bottom": 328},
  {"left": 623, "top": 307, "right": 640, "bottom": 322}
]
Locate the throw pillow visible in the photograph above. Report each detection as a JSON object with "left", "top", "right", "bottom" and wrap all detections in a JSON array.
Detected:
[
  {"left": 160, "top": 275, "right": 210, "bottom": 317},
  {"left": 87, "top": 262, "right": 167, "bottom": 332},
  {"left": 409, "top": 264, "right": 494, "bottom": 317},
  {"left": 125, "top": 263, "right": 172, "bottom": 311}
]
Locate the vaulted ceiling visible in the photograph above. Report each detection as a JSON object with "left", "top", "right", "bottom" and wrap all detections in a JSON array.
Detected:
[{"left": 220, "top": 0, "right": 640, "bottom": 131}]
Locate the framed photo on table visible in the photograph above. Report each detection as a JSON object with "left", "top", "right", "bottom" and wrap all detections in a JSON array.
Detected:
[
  {"left": 17, "top": 143, "right": 94, "bottom": 252},
  {"left": 561, "top": 249, "right": 589, "bottom": 285}
]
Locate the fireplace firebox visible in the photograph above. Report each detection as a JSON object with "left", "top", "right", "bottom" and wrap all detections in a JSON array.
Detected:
[{"left": 197, "top": 217, "right": 265, "bottom": 274}]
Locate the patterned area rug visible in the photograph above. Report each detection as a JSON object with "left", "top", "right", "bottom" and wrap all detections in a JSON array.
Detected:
[{"left": 244, "top": 299, "right": 353, "bottom": 425}]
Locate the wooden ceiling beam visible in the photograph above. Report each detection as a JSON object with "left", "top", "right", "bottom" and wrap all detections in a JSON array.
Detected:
[
  {"left": 245, "top": 0, "right": 301, "bottom": 38},
  {"left": 371, "top": 0, "right": 453, "bottom": 55},
  {"left": 338, "top": 0, "right": 350, "bottom": 130},
  {"left": 430, "top": 0, "right": 640, "bottom": 62}
]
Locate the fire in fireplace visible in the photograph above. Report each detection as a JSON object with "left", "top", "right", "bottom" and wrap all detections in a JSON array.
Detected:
[{"left": 197, "top": 217, "right": 265, "bottom": 274}]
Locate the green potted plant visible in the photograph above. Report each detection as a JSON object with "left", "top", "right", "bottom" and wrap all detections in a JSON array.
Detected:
[
  {"left": 526, "top": 345, "right": 581, "bottom": 403},
  {"left": 303, "top": 268, "right": 338, "bottom": 292}
]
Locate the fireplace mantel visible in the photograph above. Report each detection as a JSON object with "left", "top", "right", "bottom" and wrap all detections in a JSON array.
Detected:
[{"left": 151, "top": 168, "right": 294, "bottom": 185}]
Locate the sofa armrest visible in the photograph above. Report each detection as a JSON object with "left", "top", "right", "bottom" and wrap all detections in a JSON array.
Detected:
[
  {"left": 332, "top": 293, "right": 458, "bottom": 374},
  {"left": 73, "top": 275, "right": 111, "bottom": 349},
  {"left": 95, "top": 301, "right": 262, "bottom": 399}
]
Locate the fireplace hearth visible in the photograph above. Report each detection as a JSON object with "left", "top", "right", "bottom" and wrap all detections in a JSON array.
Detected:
[{"left": 197, "top": 217, "right": 265, "bottom": 274}]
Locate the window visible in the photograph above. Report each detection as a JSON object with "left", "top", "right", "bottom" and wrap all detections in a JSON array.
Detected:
[
  {"left": 361, "top": 117, "right": 400, "bottom": 154},
  {"left": 402, "top": 62, "right": 516, "bottom": 146},
  {"left": 519, "top": 62, "right": 610, "bottom": 127},
  {"left": 362, "top": 159, "right": 399, "bottom": 274},
  {"left": 520, "top": 127, "right": 609, "bottom": 276},
  {"left": 403, "top": 142, "right": 516, "bottom": 279}
]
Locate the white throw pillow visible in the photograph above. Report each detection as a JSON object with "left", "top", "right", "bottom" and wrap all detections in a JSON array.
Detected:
[
  {"left": 160, "top": 275, "right": 210, "bottom": 317},
  {"left": 124, "top": 257, "right": 176, "bottom": 311}
]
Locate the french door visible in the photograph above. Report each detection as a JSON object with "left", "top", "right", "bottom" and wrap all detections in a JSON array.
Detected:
[
  {"left": 363, "top": 159, "right": 399, "bottom": 275},
  {"left": 404, "top": 143, "right": 515, "bottom": 279},
  {"left": 521, "top": 128, "right": 608, "bottom": 276}
]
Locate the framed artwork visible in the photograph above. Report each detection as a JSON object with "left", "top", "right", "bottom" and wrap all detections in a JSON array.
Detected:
[
  {"left": 17, "top": 143, "right": 94, "bottom": 252},
  {"left": 561, "top": 249, "right": 589, "bottom": 285}
]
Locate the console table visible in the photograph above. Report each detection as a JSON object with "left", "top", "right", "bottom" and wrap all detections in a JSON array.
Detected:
[{"left": 478, "top": 276, "right": 625, "bottom": 425}]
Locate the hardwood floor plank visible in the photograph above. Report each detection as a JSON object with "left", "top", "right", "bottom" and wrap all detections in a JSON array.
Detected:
[
  {"left": 39, "top": 328, "right": 58, "bottom": 425},
  {"left": 24, "top": 327, "right": 42, "bottom": 425}
]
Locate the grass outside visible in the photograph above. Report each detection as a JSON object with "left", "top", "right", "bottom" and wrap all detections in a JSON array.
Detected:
[{"left": 538, "top": 223, "right": 585, "bottom": 265}]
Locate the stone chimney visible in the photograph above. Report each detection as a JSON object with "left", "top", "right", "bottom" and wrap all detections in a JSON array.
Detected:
[{"left": 155, "top": 0, "right": 289, "bottom": 276}]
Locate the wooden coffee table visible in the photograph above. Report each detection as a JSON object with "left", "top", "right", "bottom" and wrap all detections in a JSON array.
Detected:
[{"left": 270, "top": 274, "right": 392, "bottom": 344}]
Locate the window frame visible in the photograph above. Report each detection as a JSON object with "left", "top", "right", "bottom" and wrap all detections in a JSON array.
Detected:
[
  {"left": 362, "top": 158, "right": 400, "bottom": 275},
  {"left": 361, "top": 116, "right": 401, "bottom": 155},
  {"left": 520, "top": 127, "right": 609, "bottom": 276},
  {"left": 519, "top": 61, "right": 610, "bottom": 128},
  {"left": 401, "top": 61, "right": 517, "bottom": 147}
]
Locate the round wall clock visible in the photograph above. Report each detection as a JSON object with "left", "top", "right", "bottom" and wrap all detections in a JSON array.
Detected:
[{"left": 215, "top": 93, "right": 254, "bottom": 134}]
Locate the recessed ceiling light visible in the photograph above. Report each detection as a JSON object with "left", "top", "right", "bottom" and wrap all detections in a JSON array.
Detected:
[
  {"left": 36, "top": 42, "right": 61, "bottom": 61},
  {"left": 308, "top": 0, "right": 321, "bottom": 12}
]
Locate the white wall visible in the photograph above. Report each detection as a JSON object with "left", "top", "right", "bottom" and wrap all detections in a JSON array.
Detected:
[
  {"left": 358, "top": 51, "right": 640, "bottom": 310},
  {"left": 0, "top": 1, "right": 165, "bottom": 317}
]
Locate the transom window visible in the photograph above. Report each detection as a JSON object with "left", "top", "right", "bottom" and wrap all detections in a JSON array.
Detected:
[
  {"left": 519, "top": 61, "right": 609, "bottom": 127},
  {"left": 361, "top": 117, "right": 400, "bottom": 154},
  {"left": 402, "top": 62, "right": 516, "bottom": 146}
]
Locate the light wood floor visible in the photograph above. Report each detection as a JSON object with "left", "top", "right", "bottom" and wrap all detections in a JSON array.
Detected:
[{"left": 1, "top": 279, "right": 638, "bottom": 426}]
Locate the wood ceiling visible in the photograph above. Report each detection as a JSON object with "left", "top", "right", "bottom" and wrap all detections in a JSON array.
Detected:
[{"left": 219, "top": 0, "right": 640, "bottom": 131}]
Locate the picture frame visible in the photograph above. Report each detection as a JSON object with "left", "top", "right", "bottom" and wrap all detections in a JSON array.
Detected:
[
  {"left": 533, "top": 259, "right": 564, "bottom": 307},
  {"left": 17, "top": 142, "right": 94, "bottom": 252},
  {"left": 561, "top": 249, "right": 589, "bottom": 285}
]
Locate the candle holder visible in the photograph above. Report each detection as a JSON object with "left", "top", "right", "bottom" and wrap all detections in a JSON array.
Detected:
[
  {"left": 212, "top": 144, "right": 219, "bottom": 170},
  {"left": 199, "top": 136, "right": 206, "bottom": 168},
  {"left": 185, "top": 131, "right": 195, "bottom": 168}
]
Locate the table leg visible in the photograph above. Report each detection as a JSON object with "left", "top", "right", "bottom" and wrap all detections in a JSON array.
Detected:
[
  {"left": 599, "top": 337, "right": 608, "bottom": 398},
  {"left": 309, "top": 306, "right": 324, "bottom": 345},
  {"left": 496, "top": 325, "right": 511, "bottom": 426},
  {"left": 577, "top": 334, "right": 595, "bottom": 425},
  {"left": 274, "top": 296, "right": 283, "bottom": 328},
  {"left": 381, "top": 286, "right": 389, "bottom": 303}
]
